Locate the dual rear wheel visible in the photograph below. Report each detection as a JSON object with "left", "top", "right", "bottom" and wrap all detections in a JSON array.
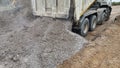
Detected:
[
  {"left": 78, "top": 8, "right": 111, "bottom": 37},
  {"left": 97, "top": 12, "right": 106, "bottom": 25},
  {"left": 79, "top": 15, "right": 97, "bottom": 37}
]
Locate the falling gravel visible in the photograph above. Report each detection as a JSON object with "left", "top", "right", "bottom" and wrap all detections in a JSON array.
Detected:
[{"left": 0, "top": 0, "right": 87, "bottom": 68}]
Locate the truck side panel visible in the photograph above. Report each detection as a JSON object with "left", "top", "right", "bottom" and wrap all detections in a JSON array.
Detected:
[
  {"left": 74, "top": 0, "right": 96, "bottom": 21},
  {"left": 31, "top": 0, "right": 70, "bottom": 18},
  {"left": 97, "top": 0, "right": 112, "bottom": 7},
  {"left": 31, "top": 0, "right": 95, "bottom": 21}
]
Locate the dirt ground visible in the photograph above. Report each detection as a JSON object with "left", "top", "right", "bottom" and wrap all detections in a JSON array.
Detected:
[
  {"left": 0, "top": 1, "right": 120, "bottom": 68},
  {"left": 0, "top": 0, "right": 87, "bottom": 68},
  {"left": 58, "top": 6, "right": 120, "bottom": 68}
]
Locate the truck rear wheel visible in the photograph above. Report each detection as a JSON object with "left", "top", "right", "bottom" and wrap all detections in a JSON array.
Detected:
[
  {"left": 98, "top": 12, "right": 105, "bottom": 25},
  {"left": 89, "top": 15, "right": 97, "bottom": 31},
  {"left": 105, "top": 8, "right": 111, "bottom": 21},
  {"left": 79, "top": 18, "right": 89, "bottom": 37}
]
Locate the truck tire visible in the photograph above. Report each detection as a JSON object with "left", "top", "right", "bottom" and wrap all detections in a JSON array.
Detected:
[
  {"left": 105, "top": 8, "right": 111, "bottom": 21},
  {"left": 98, "top": 12, "right": 105, "bottom": 25},
  {"left": 79, "top": 18, "right": 89, "bottom": 37},
  {"left": 89, "top": 15, "right": 97, "bottom": 31}
]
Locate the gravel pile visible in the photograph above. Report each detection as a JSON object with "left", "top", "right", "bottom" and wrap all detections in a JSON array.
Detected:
[{"left": 0, "top": 0, "right": 87, "bottom": 68}]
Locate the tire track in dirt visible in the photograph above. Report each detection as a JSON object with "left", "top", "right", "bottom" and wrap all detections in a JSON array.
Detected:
[
  {"left": 58, "top": 6, "right": 120, "bottom": 68},
  {"left": 86, "top": 6, "right": 120, "bottom": 41}
]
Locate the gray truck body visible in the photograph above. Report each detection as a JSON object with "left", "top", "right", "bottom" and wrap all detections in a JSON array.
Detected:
[
  {"left": 31, "top": 0, "right": 112, "bottom": 21},
  {"left": 31, "top": 0, "right": 112, "bottom": 36}
]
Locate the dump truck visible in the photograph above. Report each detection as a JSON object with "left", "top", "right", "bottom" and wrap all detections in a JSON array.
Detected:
[
  {"left": 31, "top": 0, "right": 112, "bottom": 36},
  {"left": 0, "top": 0, "right": 112, "bottom": 36}
]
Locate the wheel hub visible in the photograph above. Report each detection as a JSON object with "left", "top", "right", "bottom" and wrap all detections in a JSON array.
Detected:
[{"left": 83, "top": 23, "right": 89, "bottom": 34}]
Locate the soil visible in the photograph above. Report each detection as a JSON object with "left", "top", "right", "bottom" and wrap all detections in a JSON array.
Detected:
[
  {"left": 0, "top": 0, "right": 120, "bottom": 68},
  {"left": 58, "top": 6, "right": 120, "bottom": 68},
  {"left": 0, "top": 0, "right": 87, "bottom": 68}
]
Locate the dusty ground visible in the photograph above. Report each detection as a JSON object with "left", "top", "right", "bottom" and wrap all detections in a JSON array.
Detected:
[
  {"left": 0, "top": 0, "right": 87, "bottom": 68},
  {"left": 58, "top": 6, "right": 120, "bottom": 68},
  {"left": 0, "top": 1, "right": 120, "bottom": 68},
  {"left": 111, "top": 6, "right": 120, "bottom": 15}
]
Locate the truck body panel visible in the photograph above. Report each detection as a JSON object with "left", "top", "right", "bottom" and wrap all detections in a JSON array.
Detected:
[
  {"left": 31, "top": 0, "right": 95, "bottom": 21},
  {"left": 97, "top": 0, "right": 112, "bottom": 6},
  {"left": 31, "top": 0, "right": 112, "bottom": 36},
  {"left": 31, "top": 0, "right": 71, "bottom": 18},
  {"left": 74, "top": 0, "right": 95, "bottom": 21}
]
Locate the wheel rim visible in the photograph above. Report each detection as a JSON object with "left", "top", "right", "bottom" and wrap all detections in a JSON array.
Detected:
[
  {"left": 83, "top": 23, "right": 89, "bottom": 34},
  {"left": 93, "top": 19, "right": 97, "bottom": 29},
  {"left": 102, "top": 13, "right": 106, "bottom": 21}
]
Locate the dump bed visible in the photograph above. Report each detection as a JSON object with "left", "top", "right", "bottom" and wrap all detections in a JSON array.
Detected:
[{"left": 31, "top": 0, "right": 95, "bottom": 21}]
